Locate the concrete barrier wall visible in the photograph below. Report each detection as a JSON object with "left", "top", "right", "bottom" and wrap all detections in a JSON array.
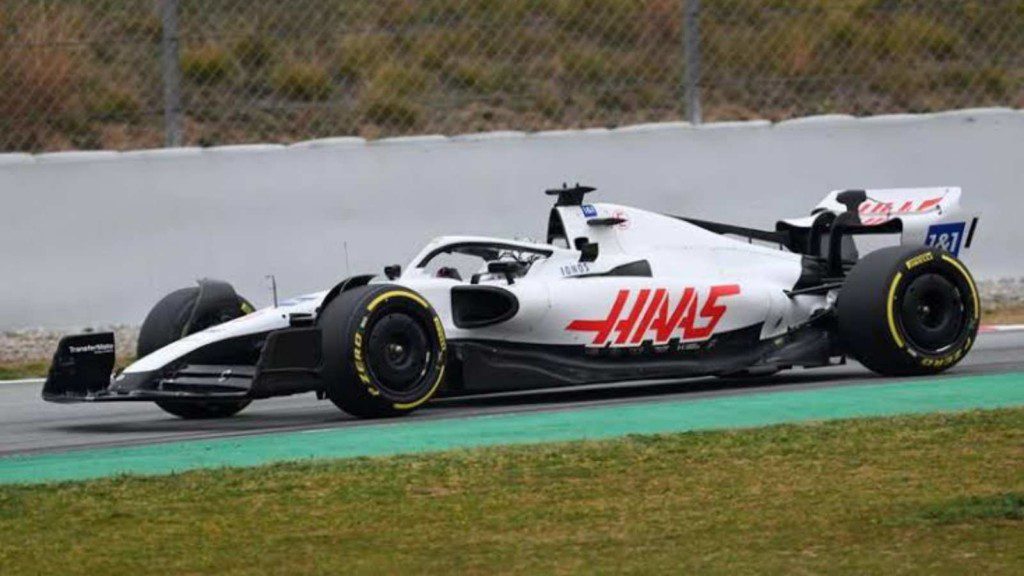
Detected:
[{"left": 1, "top": 108, "right": 1021, "bottom": 329}]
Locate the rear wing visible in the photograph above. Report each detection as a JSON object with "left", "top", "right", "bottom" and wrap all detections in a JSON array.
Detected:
[{"left": 814, "top": 187, "right": 980, "bottom": 258}]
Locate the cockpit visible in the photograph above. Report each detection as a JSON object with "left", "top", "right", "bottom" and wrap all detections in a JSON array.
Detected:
[{"left": 413, "top": 239, "right": 556, "bottom": 285}]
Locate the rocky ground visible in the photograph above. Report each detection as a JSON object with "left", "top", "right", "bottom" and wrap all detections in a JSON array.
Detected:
[
  {"left": 0, "top": 325, "right": 138, "bottom": 365},
  {"left": 1, "top": 279, "right": 1022, "bottom": 366},
  {"left": 977, "top": 277, "right": 1024, "bottom": 312}
]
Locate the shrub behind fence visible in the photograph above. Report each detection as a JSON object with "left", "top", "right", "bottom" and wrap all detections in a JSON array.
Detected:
[{"left": 0, "top": 0, "right": 1020, "bottom": 152}]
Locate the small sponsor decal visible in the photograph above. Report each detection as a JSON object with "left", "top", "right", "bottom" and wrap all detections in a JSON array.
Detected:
[
  {"left": 904, "top": 252, "right": 934, "bottom": 270},
  {"left": 566, "top": 285, "right": 741, "bottom": 346},
  {"left": 925, "top": 222, "right": 967, "bottom": 257},
  {"left": 612, "top": 209, "right": 630, "bottom": 229},
  {"left": 581, "top": 204, "right": 598, "bottom": 218},
  {"left": 919, "top": 348, "right": 964, "bottom": 368},
  {"left": 560, "top": 263, "right": 591, "bottom": 276},
  {"left": 68, "top": 343, "right": 115, "bottom": 355}
]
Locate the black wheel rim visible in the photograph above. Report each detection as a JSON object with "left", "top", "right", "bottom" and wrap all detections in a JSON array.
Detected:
[
  {"left": 365, "top": 311, "right": 432, "bottom": 397},
  {"left": 899, "top": 273, "right": 965, "bottom": 353}
]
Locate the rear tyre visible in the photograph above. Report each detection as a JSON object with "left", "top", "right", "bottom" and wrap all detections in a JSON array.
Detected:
[
  {"left": 837, "top": 246, "right": 979, "bottom": 376},
  {"left": 137, "top": 285, "right": 253, "bottom": 419},
  {"left": 320, "top": 284, "right": 447, "bottom": 418}
]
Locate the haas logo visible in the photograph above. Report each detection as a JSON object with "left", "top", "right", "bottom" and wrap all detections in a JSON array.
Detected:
[
  {"left": 567, "top": 285, "right": 741, "bottom": 346},
  {"left": 859, "top": 197, "right": 942, "bottom": 226}
]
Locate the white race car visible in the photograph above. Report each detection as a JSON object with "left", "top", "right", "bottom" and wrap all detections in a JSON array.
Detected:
[{"left": 45, "top": 185, "right": 982, "bottom": 419}]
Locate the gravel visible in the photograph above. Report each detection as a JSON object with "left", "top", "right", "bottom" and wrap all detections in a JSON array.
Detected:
[
  {"left": 1, "top": 278, "right": 1022, "bottom": 365},
  {"left": 0, "top": 325, "right": 138, "bottom": 365},
  {"left": 977, "top": 278, "right": 1024, "bottom": 311}
]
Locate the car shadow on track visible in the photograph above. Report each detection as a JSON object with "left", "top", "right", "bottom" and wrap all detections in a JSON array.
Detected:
[
  {"left": 431, "top": 369, "right": 877, "bottom": 410},
  {"left": 48, "top": 410, "right": 343, "bottom": 436},
  {"left": 432, "top": 358, "right": 1011, "bottom": 411}
]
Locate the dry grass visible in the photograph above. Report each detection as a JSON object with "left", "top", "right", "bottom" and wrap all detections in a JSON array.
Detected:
[
  {"left": 985, "top": 306, "right": 1024, "bottom": 326},
  {"left": 0, "top": 358, "right": 134, "bottom": 381},
  {"left": 0, "top": 408, "right": 1021, "bottom": 574},
  {"left": 181, "top": 45, "right": 235, "bottom": 84},
  {"left": 0, "top": 0, "right": 1020, "bottom": 151},
  {"left": 270, "top": 61, "right": 332, "bottom": 102},
  {"left": 0, "top": 360, "right": 50, "bottom": 381},
  {"left": 0, "top": 24, "right": 88, "bottom": 150}
]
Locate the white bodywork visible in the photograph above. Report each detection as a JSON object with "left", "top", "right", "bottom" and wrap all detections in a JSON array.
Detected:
[
  {"left": 124, "top": 189, "right": 975, "bottom": 376},
  {"left": 781, "top": 187, "right": 978, "bottom": 260},
  {"left": 403, "top": 204, "right": 810, "bottom": 347}
]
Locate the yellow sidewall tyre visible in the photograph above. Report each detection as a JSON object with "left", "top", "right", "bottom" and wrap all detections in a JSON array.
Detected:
[
  {"left": 320, "top": 284, "right": 447, "bottom": 418},
  {"left": 837, "top": 246, "right": 979, "bottom": 376}
]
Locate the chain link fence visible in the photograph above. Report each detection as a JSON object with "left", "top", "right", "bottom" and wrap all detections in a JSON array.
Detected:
[{"left": 1, "top": 1, "right": 1021, "bottom": 152}]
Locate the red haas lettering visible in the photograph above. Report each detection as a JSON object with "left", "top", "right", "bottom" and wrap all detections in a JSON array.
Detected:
[
  {"left": 859, "top": 197, "right": 943, "bottom": 226},
  {"left": 567, "top": 285, "right": 741, "bottom": 346},
  {"left": 613, "top": 288, "right": 650, "bottom": 344}
]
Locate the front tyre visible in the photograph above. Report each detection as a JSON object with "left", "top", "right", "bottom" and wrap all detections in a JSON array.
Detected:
[
  {"left": 137, "top": 284, "right": 253, "bottom": 419},
  {"left": 837, "top": 246, "right": 979, "bottom": 376},
  {"left": 320, "top": 285, "right": 447, "bottom": 418}
]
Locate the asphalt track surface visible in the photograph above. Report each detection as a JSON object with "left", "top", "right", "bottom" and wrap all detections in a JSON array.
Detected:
[{"left": 2, "top": 331, "right": 1022, "bottom": 458}]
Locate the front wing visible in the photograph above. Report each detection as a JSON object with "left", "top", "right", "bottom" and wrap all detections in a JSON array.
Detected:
[{"left": 42, "top": 329, "right": 325, "bottom": 404}]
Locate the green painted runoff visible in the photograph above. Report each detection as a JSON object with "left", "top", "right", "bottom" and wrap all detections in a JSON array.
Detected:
[{"left": 2, "top": 371, "right": 1022, "bottom": 485}]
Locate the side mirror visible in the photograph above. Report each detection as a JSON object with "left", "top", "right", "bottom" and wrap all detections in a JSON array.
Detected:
[
  {"left": 384, "top": 264, "right": 401, "bottom": 280},
  {"left": 574, "top": 237, "right": 599, "bottom": 263}
]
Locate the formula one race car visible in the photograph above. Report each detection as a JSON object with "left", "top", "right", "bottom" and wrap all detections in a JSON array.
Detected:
[{"left": 44, "top": 185, "right": 981, "bottom": 419}]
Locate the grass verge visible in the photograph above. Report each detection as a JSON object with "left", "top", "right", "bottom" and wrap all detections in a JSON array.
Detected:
[
  {"left": 0, "top": 358, "right": 134, "bottom": 381},
  {"left": 985, "top": 305, "right": 1024, "bottom": 326},
  {"left": 0, "top": 408, "right": 1021, "bottom": 574},
  {"left": 0, "top": 360, "right": 48, "bottom": 380}
]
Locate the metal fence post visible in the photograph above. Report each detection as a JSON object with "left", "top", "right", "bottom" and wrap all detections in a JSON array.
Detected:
[
  {"left": 683, "top": 0, "right": 702, "bottom": 124},
  {"left": 160, "top": 0, "right": 183, "bottom": 147}
]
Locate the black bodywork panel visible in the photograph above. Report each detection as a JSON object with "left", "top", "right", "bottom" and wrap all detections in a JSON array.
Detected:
[
  {"left": 447, "top": 323, "right": 835, "bottom": 394},
  {"left": 42, "top": 328, "right": 326, "bottom": 404},
  {"left": 250, "top": 328, "right": 323, "bottom": 398},
  {"left": 44, "top": 333, "right": 117, "bottom": 398},
  {"left": 451, "top": 286, "right": 520, "bottom": 329}
]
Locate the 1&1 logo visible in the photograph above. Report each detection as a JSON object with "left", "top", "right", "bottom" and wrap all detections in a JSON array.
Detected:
[{"left": 925, "top": 222, "right": 967, "bottom": 257}]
